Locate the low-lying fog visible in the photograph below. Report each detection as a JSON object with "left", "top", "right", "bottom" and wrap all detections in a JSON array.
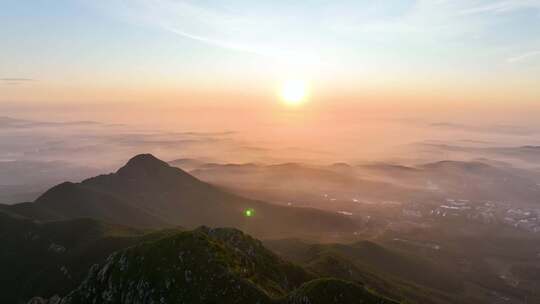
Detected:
[{"left": 1, "top": 108, "right": 540, "bottom": 206}]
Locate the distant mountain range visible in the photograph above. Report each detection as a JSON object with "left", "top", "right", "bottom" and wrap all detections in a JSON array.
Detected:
[
  {"left": 174, "top": 158, "right": 540, "bottom": 208},
  {"left": 416, "top": 142, "right": 540, "bottom": 166}
]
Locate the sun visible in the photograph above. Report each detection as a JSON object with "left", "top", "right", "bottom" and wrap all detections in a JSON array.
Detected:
[{"left": 280, "top": 80, "right": 309, "bottom": 106}]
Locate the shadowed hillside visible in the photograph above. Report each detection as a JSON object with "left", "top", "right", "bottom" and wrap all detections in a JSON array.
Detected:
[{"left": 0, "top": 211, "right": 162, "bottom": 303}]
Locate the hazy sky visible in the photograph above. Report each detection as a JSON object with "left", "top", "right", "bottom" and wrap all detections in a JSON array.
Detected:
[
  {"left": 2, "top": 1, "right": 540, "bottom": 174},
  {"left": 1, "top": 0, "right": 540, "bottom": 116}
]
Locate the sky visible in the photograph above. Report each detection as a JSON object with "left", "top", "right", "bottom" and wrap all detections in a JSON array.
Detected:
[{"left": 1, "top": 0, "right": 540, "bottom": 124}]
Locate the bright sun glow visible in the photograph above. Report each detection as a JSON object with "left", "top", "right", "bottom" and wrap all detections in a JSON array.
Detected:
[{"left": 280, "top": 80, "right": 309, "bottom": 105}]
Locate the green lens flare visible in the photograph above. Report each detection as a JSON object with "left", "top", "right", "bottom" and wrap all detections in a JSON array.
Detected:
[{"left": 244, "top": 208, "right": 255, "bottom": 217}]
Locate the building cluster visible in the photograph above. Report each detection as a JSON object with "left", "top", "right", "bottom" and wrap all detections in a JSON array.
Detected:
[
  {"left": 401, "top": 199, "right": 540, "bottom": 233},
  {"left": 502, "top": 208, "right": 540, "bottom": 233}
]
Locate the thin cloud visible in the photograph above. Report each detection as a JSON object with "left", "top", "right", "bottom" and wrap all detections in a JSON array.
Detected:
[
  {"left": 98, "top": 0, "right": 540, "bottom": 72},
  {"left": 100, "top": 1, "right": 332, "bottom": 65},
  {"left": 460, "top": 0, "right": 540, "bottom": 15},
  {"left": 120, "top": 1, "right": 284, "bottom": 58},
  {"left": 1, "top": 78, "right": 36, "bottom": 85},
  {"left": 1, "top": 78, "right": 34, "bottom": 81},
  {"left": 507, "top": 50, "right": 540, "bottom": 63}
]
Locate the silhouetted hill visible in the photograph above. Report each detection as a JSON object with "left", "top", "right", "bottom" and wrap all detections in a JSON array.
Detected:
[
  {"left": 37, "top": 181, "right": 166, "bottom": 227},
  {"left": 3, "top": 154, "right": 358, "bottom": 238}
]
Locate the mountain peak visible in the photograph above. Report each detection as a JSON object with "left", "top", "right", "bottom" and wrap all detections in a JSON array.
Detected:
[
  {"left": 118, "top": 154, "right": 171, "bottom": 174},
  {"left": 60, "top": 228, "right": 313, "bottom": 304},
  {"left": 127, "top": 153, "right": 167, "bottom": 166}
]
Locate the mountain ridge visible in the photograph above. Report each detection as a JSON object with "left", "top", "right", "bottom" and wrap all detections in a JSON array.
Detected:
[
  {"left": 54, "top": 227, "right": 396, "bottom": 304},
  {"left": 2, "top": 153, "right": 359, "bottom": 239}
]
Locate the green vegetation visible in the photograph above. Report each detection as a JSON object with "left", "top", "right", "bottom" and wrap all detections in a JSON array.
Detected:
[
  {"left": 265, "top": 238, "right": 464, "bottom": 304},
  {"left": 285, "top": 278, "right": 397, "bottom": 304},
  {"left": 1, "top": 209, "right": 395, "bottom": 304}
]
